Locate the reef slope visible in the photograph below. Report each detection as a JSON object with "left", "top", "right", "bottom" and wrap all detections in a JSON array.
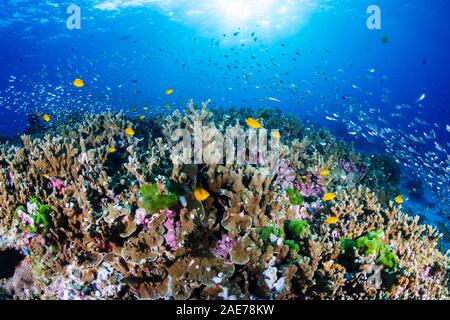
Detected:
[{"left": 0, "top": 101, "right": 448, "bottom": 300}]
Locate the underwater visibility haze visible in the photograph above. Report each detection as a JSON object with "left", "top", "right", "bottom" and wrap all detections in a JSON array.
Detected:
[{"left": 0, "top": 0, "right": 449, "bottom": 300}]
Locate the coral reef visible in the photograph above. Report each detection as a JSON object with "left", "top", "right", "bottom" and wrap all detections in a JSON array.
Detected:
[{"left": 0, "top": 101, "right": 448, "bottom": 300}]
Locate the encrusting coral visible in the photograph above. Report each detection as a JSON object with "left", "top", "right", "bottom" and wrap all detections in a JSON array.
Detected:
[{"left": 0, "top": 101, "right": 448, "bottom": 300}]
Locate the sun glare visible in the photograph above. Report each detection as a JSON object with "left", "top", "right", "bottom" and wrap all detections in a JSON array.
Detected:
[
  {"left": 213, "top": 0, "right": 275, "bottom": 27},
  {"left": 94, "top": 0, "right": 320, "bottom": 42}
]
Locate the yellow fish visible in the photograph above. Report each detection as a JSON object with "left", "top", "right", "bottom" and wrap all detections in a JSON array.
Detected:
[
  {"left": 394, "top": 195, "right": 404, "bottom": 204},
  {"left": 301, "top": 175, "right": 307, "bottom": 180},
  {"left": 125, "top": 127, "right": 135, "bottom": 137},
  {"left": 193, "top": 187, "right": 210, "bottom": 201},
  {"left": 42, "top": 114, "right": 51, "bottom": 122},
  {"left": 322, "top": 192, "right": 336, "bottom": 201},
  {"left": 320, "top": 169, "right": 330, "bottom": 176},
  {"left": 138, "top": 115, "right": 145, "bottom": 120},
  {"left": 346, "top": 232, "right": 354, "bottom": 238},
  {"left": 165, "top": 88, "right": 174, "bottom": 95},
  {"left": 143, "top": 106, "right": 149, "bottom": 111},
  {"left": 245, "top": 118, "right": 262, "bottom": 129},
  {"left": 325, "top": 216, "right": 339, "bottom": 224},
  {"left": 73, "top": 78, "right": 84, "bottom": 88},
  {"left": 164, "top": 104, "right": 172, "bottom": 109},
  {"left": 271, "top": 131, "right": 281, "bottom": 139},
  {"left": 107, "top": 147, "right": 117, "bottom": 153}
]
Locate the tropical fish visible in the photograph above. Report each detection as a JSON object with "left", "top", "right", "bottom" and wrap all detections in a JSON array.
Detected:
[
  {"left": 165, "top": 88, "right": 174, "bottom": 95},
  {"left": 194, "top": 187, "right": 210, "bottom": 201},
  {"left": 73, "top": 78, "right": 84, "bottom": 88},
  {"left": 394, "top": 195, "right": 404, "bottom": 204},
  {"left": 381, "top": 35, "right": 389, "bottom": 44},
  {"left": 143, "top": 106, "right": 149, "bottom": 111},
  {"left": 138, "top": 115, "right": 145, "bottom": 119},
  {"left": 325, "top": 216, "right": 339, "bottom": 224},
  {"left": 322, "top": 192, "right": 337, "bottom": 201},
  {"left": 125, "top": 127, "right": 135, "bottom": 137},
  {"left": 417, "top": 93, "right": 426, "bottom": 103},
  {"left": 42, "top": 114, "right": 51, "bottom": 122},
  {"left": 271, "top": 131, "right": 281, "bottom": 139},
  {"left": 245, "top": 118, "right": 262, "bottom": 129},
  {"left": 320, "top": 169, "right": 330, "bottom": 176}
]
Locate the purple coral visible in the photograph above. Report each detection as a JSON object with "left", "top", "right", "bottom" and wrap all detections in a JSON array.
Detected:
[
  {"left": 162, "top": 209, "right": 180, "bottom": 251},
  {"left": 49, "top": 177, "right": 65, "bottom": 193},
  {"left": 211, "top": 234, "right": 236, "bottom": 259},
  {"left": 339, "top": 159, "right": 366, "bottom": 176},
  {"left": 274, "top": 159, "right": 296, "bottom": 190},
  {"left": 298, "top": 171, "right": 324, "bottom": 198}
]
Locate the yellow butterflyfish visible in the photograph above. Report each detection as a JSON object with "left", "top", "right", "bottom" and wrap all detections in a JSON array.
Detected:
[
  {"left": 325, "top": 216, "right": 339, "bottom": 224},
  {"left": 271, "top": 131, "right": 281, "bottom": 139},
  {"left": 42, "top": 114, "right": 51, "bottom": 122},
  {"left": 193, "top": 188, "right": 210, "bottom": 201},
  {"left": 125, "top": 127, "right": 135, "bottom": 137},
  {"left": 320, "top": 169, "right": 330, "bottom": 176},
  {"left": 322, "top": 192, "right": 336, "bottom": 201},
  {"left": 394, "top": 195, "right": 404, "bottom": 204},
  {"left": 245, "top": 118, "right": 262, "bottom": 129},
  {"left": 73, "top": 78, "right": 84, "bottom": 88}
]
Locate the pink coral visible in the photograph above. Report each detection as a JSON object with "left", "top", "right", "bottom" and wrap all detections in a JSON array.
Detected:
[
  {"left": 162, "top": 209, "right": 179, "bottom": 251},
  {"left": 211, "top": 234, "right": 236, "bottom": 259},
  {"left": 274, "top": 159, "right": 296, "bottom": 190},
  {"left": 299, "top": 171, "right": 324, "bottom": 198},
  {"left": 134, "top": 208, "right": 147, "bottom": 225},
  {"left": 49, "top": 177, "right": 65, "bottom": 193}
]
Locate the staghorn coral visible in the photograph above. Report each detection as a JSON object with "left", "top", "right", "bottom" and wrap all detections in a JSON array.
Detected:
[{"left": 0, "top": 101, "right": 448, "bottom": 300}]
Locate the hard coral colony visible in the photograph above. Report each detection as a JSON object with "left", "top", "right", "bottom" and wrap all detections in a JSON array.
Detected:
[{"left": 0, "top": 101, "right": 448, "bottom": 300}]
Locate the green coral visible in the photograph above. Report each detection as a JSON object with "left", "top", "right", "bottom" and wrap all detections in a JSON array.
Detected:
[
  {"left": 260, "top": 225, "right": 283, "bottom": 241},
  {"left": 284, "top": 240, "right": 300, "bottom": 253},
  {"left": 354, "top": 230, "right": 384, "bottom": 255},
  {"left": 377, "top": 246, "right": 397, "bottom": 269},
  {"left": 15, "top": 198, "right": 52, "bottom": 234},
  {"left": 286, "top": 188, "right": 303, "bottom": 206},
  {"left": 340, "top": 230, "right": 397, "bottom": 270},
  {"left": 287, "top": 219, "right": 309, "bottom": 239},
  {"left": 140, "top": 183, "right": 178, "bottom": 213}
]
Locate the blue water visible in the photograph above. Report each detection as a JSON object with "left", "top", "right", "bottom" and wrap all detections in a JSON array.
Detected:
[{"left": 0, "top": 1, "right": 449, "bottom": 231}]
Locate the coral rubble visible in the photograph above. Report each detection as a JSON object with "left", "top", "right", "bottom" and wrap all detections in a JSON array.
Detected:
[{"left": 0, "top": 101, "right": 448, "bottom": 300}]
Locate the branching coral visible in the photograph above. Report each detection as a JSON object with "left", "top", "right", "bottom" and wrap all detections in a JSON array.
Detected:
[{"left": 0, "top": 102, "right": 448, "bottom": 300}]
